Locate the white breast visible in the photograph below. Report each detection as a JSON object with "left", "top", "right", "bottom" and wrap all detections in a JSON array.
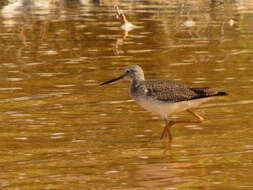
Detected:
[{"left": 134, "top": 96, "right": 212, "bottom": 117}]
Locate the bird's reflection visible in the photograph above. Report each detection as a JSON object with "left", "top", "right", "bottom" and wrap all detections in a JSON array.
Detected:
[
  {"left": 128, "top": 154, "right": 206, "bottom": 188},
  {"left": 127, "top": 135, "right": 208, "bottom": 188},
  {"left": 161, "top": 138, "right": 172, "bottom": 156}
]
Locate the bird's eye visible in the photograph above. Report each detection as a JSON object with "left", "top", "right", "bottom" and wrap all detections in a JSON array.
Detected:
[{"left": 126, "top": 70, "right": 130, "bottom": 73}]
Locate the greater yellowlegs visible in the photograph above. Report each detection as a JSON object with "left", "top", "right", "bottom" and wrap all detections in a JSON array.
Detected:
[
  {"left": 115, "top": 5, "right": 135, "bottom": 31},
  {"left": 100, "top": 65, "right": 227, "bottom": 140}
]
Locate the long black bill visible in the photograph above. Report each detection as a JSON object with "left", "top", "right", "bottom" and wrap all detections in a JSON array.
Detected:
[{"left": 100, "top": 73, "right": 126, "bottom": 86}]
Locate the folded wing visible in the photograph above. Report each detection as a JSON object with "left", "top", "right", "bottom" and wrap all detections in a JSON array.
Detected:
[{"left": 141, "top": 80, "right": 227, "bottom": 102}]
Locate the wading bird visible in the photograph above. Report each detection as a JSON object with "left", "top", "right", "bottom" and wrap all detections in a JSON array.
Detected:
[{"left": 100, "top": 65, "right": 227, "bottom": 140}]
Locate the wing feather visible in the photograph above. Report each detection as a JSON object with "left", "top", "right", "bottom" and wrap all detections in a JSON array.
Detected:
[{"left": 139, "top": 80, "right": 226, "bottom": 102}]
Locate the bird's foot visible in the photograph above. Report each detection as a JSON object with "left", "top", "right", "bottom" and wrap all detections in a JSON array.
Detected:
[{"left": 160, "top": 124, "right": 173, "bottom": 140}]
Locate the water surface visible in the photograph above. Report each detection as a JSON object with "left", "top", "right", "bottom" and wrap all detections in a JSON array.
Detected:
[{"left": 0, "top": 0, "right": 253, "bottom": 189}]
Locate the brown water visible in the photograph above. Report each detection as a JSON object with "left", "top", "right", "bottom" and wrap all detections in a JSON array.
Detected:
[{"left": 0, "top": 0, "right": 253, "bottom": 189}]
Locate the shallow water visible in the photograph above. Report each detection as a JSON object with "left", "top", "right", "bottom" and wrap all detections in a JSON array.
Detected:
[{"left": 0, "top": 0, "right": 253, "bottom": 189}]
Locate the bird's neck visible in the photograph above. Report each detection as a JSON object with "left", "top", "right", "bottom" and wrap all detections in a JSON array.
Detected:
[
  {"left": 133, "top": 73, "right": 145, "bottom": 83},
  {"left": 130, "top": 77, "right": 144, "bottom": 93},
  {"left": 132, "top": 76, "right": 144, "bottom": 85}
]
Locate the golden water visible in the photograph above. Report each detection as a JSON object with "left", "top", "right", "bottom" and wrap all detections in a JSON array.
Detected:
[{"left": 0, "top": 0, "right": 253, "bottom": 189}]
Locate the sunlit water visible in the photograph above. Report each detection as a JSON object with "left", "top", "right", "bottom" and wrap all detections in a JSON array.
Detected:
[{"left": 0, "top": 0, "right": 253, "bottom": 189}]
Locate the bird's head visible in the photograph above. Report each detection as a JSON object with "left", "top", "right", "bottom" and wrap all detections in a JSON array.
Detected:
[{"left": 100, "top": 65, "right": 145, "bottom": 85}]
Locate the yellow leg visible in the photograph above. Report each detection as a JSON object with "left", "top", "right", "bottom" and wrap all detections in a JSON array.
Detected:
[
  {"left": 160, "top": 110, "right": 204, "bottom": 140},
  {"left": 160, "top": 119, "right": 172, "bottom": 140},
  {"left": 187, "top": 110, "right": 204, "bottom": 122}
]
